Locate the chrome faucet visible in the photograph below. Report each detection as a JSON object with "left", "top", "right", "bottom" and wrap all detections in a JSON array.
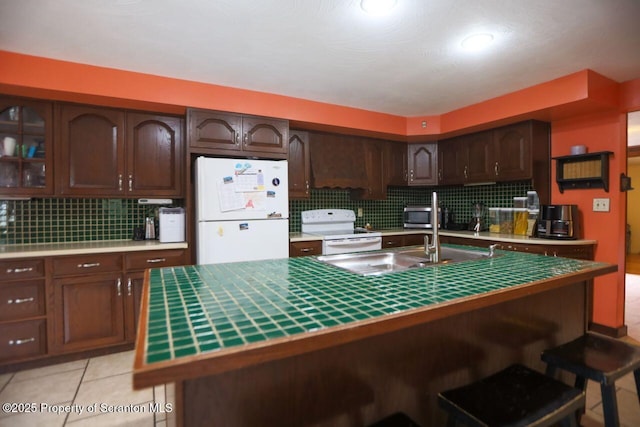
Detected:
[{"left": 424, "top": 191, "right": 441, "bottom": 263}]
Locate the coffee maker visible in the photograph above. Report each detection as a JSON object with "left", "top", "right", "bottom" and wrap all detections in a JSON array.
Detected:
[
  {"left": 468, "top": 202, "right": 487, "bottom": 232},
  {"left": 536, "top": 205, "right": 580, "bottom": 239}
]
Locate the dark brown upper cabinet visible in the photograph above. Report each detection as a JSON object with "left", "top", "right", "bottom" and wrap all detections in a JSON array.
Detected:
[
  {"left": 188, "top": 108, "right": 288, "bottom": 158},
  {"left": 56, "top": 104, "right": 183, "bottom": 197},
  {"left": 308, "top": 132, "right": 367, "bottom": 189},
  {"left": 351, "top": 139, "right": 387, "bottom": 200},
  {"left": 288, "top": 130, "right": 311, "bottom": 199},
  {"left": 437, "top": 120, "right": 549, "bottom": 200},
  {"left": 127, "top": 113, "right": 183, "bottom": 197},
  {"left": 386, "top": 141, "right": 408, "bottom": 186},
  {"left": 0, "top": 96, "right": 54, "bottom": 196},
  {"left": 407, "top": 143, "right": 438, "bottom": 186}
]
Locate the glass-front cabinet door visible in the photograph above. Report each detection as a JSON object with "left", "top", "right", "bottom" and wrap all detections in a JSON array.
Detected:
[{"left": 0, "top": 97, "right": 53, "bottom": 196}]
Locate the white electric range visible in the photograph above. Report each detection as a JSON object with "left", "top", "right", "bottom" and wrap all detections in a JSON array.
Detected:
[{"left": 301, "top": 209, "right": 382, "bottom": 255}]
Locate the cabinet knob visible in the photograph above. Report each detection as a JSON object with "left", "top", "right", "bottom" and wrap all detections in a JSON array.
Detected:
[
  {"left": 235, "top": 133, "right": 240, "bottom": 145},
  {"left": 8, "top": 337, "right": 35, "bottom": 346}
]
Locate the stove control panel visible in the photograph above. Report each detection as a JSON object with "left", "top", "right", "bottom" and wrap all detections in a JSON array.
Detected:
[{"left": 301, "top": 209, "right": 356, "bottom": 224}]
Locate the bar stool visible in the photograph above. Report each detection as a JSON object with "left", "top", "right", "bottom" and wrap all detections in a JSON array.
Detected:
[
  {"left": 437, "top": 364, "right": 585, "bottom": 427},
  {"left": 368, "top": 412, "right": 422, "bottom": 427},
  {"left": 541, "top": 333, "right": 640, "bottom": 427}
]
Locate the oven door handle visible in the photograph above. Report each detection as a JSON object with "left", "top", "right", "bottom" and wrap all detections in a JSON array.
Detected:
[{"left": 325, "top": 237, "right": 382, "bottom": 247}]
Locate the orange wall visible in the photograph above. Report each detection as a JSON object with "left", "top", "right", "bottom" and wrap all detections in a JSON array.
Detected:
[
  {"left": 551, "top": 112, "right": 628, "bottom": 329},
  {"left": 2, "top": 50, "right": 640, "bottom": 332}
]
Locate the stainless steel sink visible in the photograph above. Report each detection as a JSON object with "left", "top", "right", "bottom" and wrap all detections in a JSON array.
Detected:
[
  {"left": 315, "top": 246, "right": 498, "bottom": 276},
  {"left": 397, "top": 246, "right": 491, "bottom": 263},
  {"left": 315, "top": 252, "right": 428, "bottom": 276}
]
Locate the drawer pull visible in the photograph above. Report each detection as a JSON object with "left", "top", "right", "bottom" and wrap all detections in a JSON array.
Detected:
[
  {"left": 6, "top": 267, "right": 34, "bottom": 274},
  {"left": 300, "top": 248, "right": 313, "bottom": 253},
  {"left": 116, "top": 278, "right": 122, "bottom": 297},
  {"left": 77, "top": 262, "right": 101, "bottom": 268},
  {"left": 127, "top": 278, "right": 132, "bottom": 296},
  {"left": 9, "top": 337, "right": 35, "bottom": 346},
  {"left": 7, "top": 297, "right": 35, "bottom": 304},
  {"left": 146, "top": 258, "right": 166, "bottom": 263}
]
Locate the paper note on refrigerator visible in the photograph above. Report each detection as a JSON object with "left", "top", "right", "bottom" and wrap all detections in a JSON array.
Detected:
[{"left": 218, "top": 181, "right": 245, "bottom": 212}]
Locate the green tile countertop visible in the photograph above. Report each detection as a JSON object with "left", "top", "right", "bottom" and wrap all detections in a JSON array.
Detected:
[{"left": 133, "top": 244, "right": 615, "bottom": 388}]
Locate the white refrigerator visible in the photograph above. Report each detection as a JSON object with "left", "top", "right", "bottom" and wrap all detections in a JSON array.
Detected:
[{"left": 195, "top": 157, "right": 289, "bottom": 264}]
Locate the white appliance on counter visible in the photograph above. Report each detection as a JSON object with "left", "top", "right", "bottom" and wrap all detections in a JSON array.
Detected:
[
  {"left": 301, "top": 209, "right": 382, "bottom": 255},
  {"left": 158, "top": 207, "right": 185, "bottom": 243},
  {"left": 195, "top": 157, "right": 289, "bottom": 264}
]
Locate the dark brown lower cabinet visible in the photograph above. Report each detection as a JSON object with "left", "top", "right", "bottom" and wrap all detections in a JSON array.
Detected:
[
  {"left": 0, "top": 248, "right": 187, "bottom": 368},
  {"left": 52, "top": 272, "right": 125, "bottom": 353}
]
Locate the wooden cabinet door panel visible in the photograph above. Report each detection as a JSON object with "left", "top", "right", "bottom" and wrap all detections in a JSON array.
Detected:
[
  {"left": 53, "top": 273, "right": 125, "bottom": 352},
  {"left": 386, "top": 142, "right": 407, "bottom": 186},
  {"left": 127, "top": 113, "right": 183, "bottom": 196},
  {"left": 438, "top": 139, "right": 464, "bottom": 185},
  {"left": 242, "top": 116, "right": 288, "bottom": 154},
  {"left": 352, "top": 139, "right": 386, "bottom": 199},
  {"left": 464, "top": 131, "right": 494, "bottom": 182},
  {"left": 56, "top": 104, "right": 125, "bottom": 195},
  {"left": 494, "top": 122, "right": 531, "bottom": 181},
  {"left": 188, "top": 110, "right": 242, "bottom": 151},
  {"left": 408, "top": 143, "right": 438, "bottom": 185},
  {"left": 124, "top": 272, "right": 144, "bottom": 342},
  {"left": 288, "top": 131, "right": 310, "bottom": 199}
]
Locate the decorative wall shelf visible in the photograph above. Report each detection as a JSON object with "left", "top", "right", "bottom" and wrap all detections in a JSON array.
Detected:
[{"left": 553, "top": 151, "right": 612, "bottom": 193}]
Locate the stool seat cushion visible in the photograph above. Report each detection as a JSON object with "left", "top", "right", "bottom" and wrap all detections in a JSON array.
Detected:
[
  {"left": 541, "top": 333, "right": 640, "bottom": 385},
  {"left": 438, "top": 364, "right": 584, "bottom": 427},
  {"left": 368, "top": 412, "right": 422, "bottom": 427}
]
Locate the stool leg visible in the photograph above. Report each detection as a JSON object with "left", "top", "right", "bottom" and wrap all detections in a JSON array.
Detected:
[
  {"left": 600, "top": 383, "right": 621, "bottom": 427},
  {"left": 634, "top": 369, "right": 640, "bottom": 405},
  {"left": 560, "top": 413, "right": 578, "bottom": 427},
  {"left": 574, "top": 375, "right": 587, "bottom": 392},
  {"left": 545, "top": 364, "right": 557, "bottom": 377}
]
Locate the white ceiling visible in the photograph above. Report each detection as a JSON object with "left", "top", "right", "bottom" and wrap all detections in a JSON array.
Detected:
[{"left": 1, "top": 0, "right": 640, "bottom": 117}]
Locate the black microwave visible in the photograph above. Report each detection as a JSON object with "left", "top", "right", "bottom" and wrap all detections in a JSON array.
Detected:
[{"left": 403, "top": 206, "right": 440, "bottom": 229}]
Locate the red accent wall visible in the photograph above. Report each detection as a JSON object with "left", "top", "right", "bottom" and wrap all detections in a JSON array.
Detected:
[{"left": 551, "top": 112, "right": 628, "bottom": 329}]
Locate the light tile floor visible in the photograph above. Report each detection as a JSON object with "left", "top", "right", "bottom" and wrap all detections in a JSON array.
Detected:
[
  {"left": 0, "top": 275, "right": 639, "bottom": 426},
  {"left": 0, "top": 351, "right": 166, "bottom": 427}
]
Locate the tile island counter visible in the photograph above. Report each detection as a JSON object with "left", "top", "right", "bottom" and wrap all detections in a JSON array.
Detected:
[{"left": 133, "top": 245, "right": 616, "bottom": 427}]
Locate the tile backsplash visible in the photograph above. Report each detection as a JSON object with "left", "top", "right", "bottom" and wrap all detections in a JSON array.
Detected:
[
  {"left": 0, "top": 199, "right": 173, "bottom": 245},
  {"left": 290, "top": 181, "right": 534, "bottom": 232},
  {"left": 0, "top": 181, "right": 533, "bottom": 245}
]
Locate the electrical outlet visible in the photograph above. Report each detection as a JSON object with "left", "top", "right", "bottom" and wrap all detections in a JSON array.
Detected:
[
  {"left": 357, "top": 208, "right": 363, "bottom": 217},
  {"left": 593, "top": 198, "right": 610, "bottom": 212}
]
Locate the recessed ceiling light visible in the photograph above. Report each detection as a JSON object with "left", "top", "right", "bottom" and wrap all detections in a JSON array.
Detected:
[
  {"left": 360, "top": 0, "right": 398, "bottom": 15},
  {"left": 461, "top": 33, "right": 494, "bottom": 51}
]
